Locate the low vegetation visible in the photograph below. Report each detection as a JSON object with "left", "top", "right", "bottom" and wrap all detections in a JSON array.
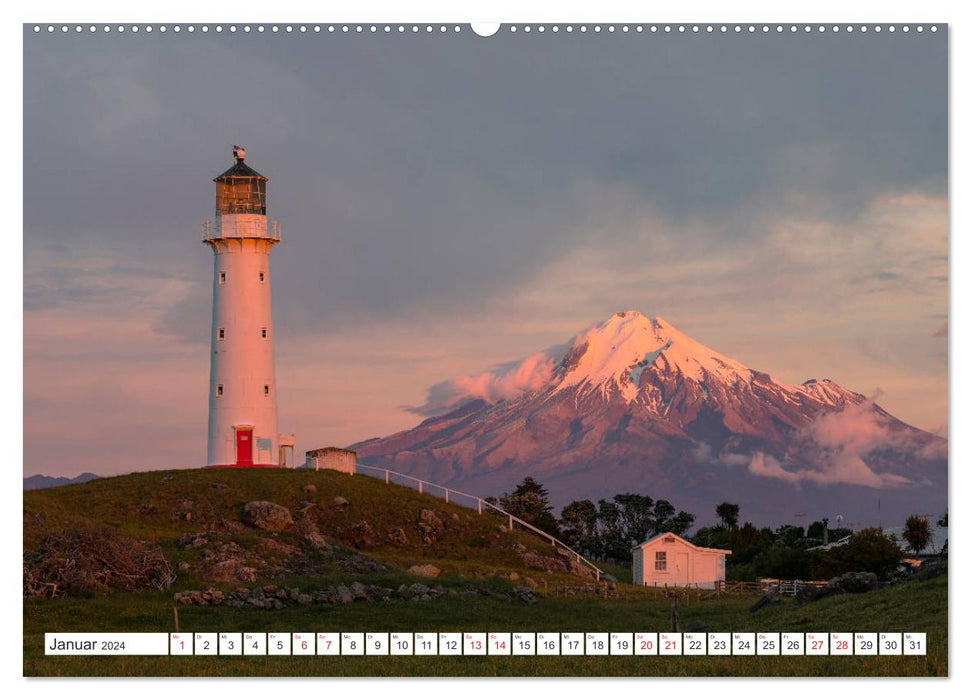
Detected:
[{"left": 23, "top": 469, "right": 947, "bottom": 677}]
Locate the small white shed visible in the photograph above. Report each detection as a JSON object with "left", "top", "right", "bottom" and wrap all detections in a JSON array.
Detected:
[
  {"left": 631, "top": 532, "right": 730, "bottom": 589},
  {"left": 305, "top": 447, "right": 357, "bottom": 474}
]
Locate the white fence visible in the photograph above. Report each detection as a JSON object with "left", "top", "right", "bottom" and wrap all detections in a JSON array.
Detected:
[{"left": 354, "top": 462, "right": 603, "bottom": 581}]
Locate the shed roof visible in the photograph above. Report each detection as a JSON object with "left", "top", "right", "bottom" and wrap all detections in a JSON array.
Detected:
[{"left": 631, "top": 531, "right": 731, "bottom": 555}]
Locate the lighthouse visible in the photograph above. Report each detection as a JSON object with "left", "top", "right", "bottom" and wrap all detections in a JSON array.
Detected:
[{"left": 203, "top": 146, "right": 294, "bottom": 468}]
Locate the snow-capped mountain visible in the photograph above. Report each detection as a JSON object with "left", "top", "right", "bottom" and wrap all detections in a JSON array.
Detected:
[{"left": 353, "top": 311, "right": 946, "bottom": 525}]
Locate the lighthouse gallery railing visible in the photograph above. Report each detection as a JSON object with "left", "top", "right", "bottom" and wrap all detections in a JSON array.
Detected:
[{"left": 202, "top": 218, "right": 281, "bottom": 242}]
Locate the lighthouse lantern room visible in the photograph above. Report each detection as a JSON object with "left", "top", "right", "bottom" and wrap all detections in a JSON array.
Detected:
[{"left": 203, "top": 145, "right": 291, "bottom": 467}]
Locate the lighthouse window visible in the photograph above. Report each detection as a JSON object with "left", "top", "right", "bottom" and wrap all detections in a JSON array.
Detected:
[
  {"left": 219, "top": 271, "right": 226, "bottom": 284},
  {"left": 264, "top": 384, "right": 270, "bottom": 396},
  {"left": 216, "top": 384, "right": 223, "bottom": 397},
  {"left": 259, "top": 271, "right": 265, "bottom": 283},
  {"left": 218, "top": 328, "right": 225, "bottom": 340},
  {"left": 261, "top": 328, "right": 267, "bottom": 339}
]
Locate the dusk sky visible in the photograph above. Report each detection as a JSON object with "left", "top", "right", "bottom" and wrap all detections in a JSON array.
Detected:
[{"left": 23, "top": 26, "right": 947, "bottom": 478}]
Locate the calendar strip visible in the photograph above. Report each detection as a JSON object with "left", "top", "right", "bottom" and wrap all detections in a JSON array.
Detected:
[{"left": 45, "top": 632, "right": 927, "bottom": 656}]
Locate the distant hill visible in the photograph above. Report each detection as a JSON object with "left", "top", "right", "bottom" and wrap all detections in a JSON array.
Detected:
[{"left": 23, "top": 472, "right": 100, "bottom": 491}]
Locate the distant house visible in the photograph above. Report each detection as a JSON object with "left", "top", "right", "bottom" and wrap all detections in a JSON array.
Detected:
[
  {"left": 631, "top": 532, "right": 731, "bottom": 589},
  {"left": 305, "top": 447, "right": 357, "bottom": 474}
]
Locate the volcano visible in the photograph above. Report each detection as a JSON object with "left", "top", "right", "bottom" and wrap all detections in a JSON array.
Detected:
[{"left": 352, "top": 311, "right": 946, "bottom": 526}]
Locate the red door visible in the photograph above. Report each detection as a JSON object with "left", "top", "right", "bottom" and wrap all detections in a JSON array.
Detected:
[{"left": 235, "top": 428, "right": 253, "bottom": 466}]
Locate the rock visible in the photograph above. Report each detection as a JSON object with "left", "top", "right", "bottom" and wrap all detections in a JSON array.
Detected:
[
  {"left": 418, "top": 509, "right": 445, "bottom": 544},
  {"left": 409, "top": 564, "right": 441, "bottom": 578},
  {"left": 513, "top": 586, "right": 538, "bottom": 604},
  {"left": 178, "top": 562, "right": 191, "bottom": 571},
  {"left": 387, "top": 527, "right": 409, "bottom": 546},
  {"left": 211, "top": 482, "right": 228, "bottom": 490},
  {"left": 795, "top": 585, "right": 822, "bottom": 603},
  {"left": 263, "top": 584, "right": 278, "bottom": 594},
  {"left": 241, "top": 501, "right": 294, "bottom": 531},
  {"left": 333, "top": 496, "right": 350, "bottom": 507},
  {"left": 295, "top": 518, "right": 333, "bottom": 553},
  {"left": 749, "top": 593, "right": 782, "bottom": 613},
  {"left": 303, "top": 484, "right": 317, "bottom": 495},
  {"left": 297, "top": 594, "right": 312, "bottom": 605},
  {"left": 350, "top": 582, "right": 369, "bottom": 600},
  {"left": 178, "top": 532, "right": 208, "bottom": 549},
  {"left": 507, "top": 572, "right": 520, "bottom": 582},
  {"left": 335, "top": 585, "right": 354, "bottom": 605},
  {"left": 335, "top": 521, "right": 381, "bottom": 550},
  {"left": 288, "top": 587, "right": 301, "bottom": 601}
]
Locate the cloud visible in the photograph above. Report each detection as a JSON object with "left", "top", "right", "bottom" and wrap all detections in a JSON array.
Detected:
[
  {"left": 404, "top": 345, "right": 566, "bottom": 416},
  {"left": 743, "top": 396, "right": 926, "bottom": 488}
]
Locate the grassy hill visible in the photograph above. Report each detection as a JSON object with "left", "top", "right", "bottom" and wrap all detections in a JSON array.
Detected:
[{"left": 23, "top": 468, "right": 948, "bottom": 677}]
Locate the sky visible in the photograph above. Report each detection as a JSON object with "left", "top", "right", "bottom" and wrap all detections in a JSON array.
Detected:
[{"left": 23, "top": 25, "right": 948, "bottom": 478}]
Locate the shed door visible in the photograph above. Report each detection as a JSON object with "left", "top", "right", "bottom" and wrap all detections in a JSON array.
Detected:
[
  {"left": 235, "top": 428, "right": 253, "bottom": 465},
  {"left": 678, "top": 551, "right": 689, "bottom": 583}
]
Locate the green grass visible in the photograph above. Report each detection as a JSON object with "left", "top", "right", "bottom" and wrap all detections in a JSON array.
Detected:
[
  {"left": 23, "top": 469, "right": 948, "bottom": 676},
  {"left": 24, "top": 468, "right": 583, "bottom": 586},
  {"left": 24, "top": 574, "right": 947, "bottom": 676}
]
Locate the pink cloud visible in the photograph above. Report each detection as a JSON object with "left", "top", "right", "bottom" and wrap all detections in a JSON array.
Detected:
[
  {"left": 405, "top": 347, "right": 564, "bottom": 416},
  {"left": 743, "top": 396, "right": 921, "bottom": 488}
]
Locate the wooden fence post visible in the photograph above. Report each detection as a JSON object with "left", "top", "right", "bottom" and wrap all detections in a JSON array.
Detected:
[
  {"left": 419, "top": 480, "right": 423, "bottom": 494},
  {"left": 477, "top": 499, "right": 482, "bottom": 515},
  {"left": 444, "top": 489, "right": 449, "bottom": 504}
]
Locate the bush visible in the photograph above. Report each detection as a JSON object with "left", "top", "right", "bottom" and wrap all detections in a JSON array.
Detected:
[
  {"left": 23, "top": 525, "right": 175, "bottom": 597},
  {"left": 811, "top": 528, "right": 902, "bottom": 580}
]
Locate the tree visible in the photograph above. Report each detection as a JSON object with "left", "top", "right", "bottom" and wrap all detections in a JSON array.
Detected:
[
  {"left": 715, "top": 502, "right": 740, "bottom": 529},
  {"left": 498, "top": 477, "right": 560, "bottom": 537},
  {"left": 595, "top": 498, "right": 628, "bottom": 561},
  {"left": 559, "top": 499, "right": 598, "bottom": 553},
  {"left": 902, "top": 515, "right": 932, "bottom": 556},
  {"left": 613, "top": 493, "right": 655, "bottom": 544}
]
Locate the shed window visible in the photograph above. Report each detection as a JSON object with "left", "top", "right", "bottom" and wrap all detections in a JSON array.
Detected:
[{"left": 655, "top": 551, "right": 667, "bottom": 571}]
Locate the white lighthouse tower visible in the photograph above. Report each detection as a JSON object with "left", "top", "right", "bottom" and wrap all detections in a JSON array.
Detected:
[{"left": 203, "top": 146, "right": 294, "bottom": 468}]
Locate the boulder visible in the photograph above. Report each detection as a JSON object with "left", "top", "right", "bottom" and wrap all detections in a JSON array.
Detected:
[
  {"left": 333, "top": 496, "right": 350, "bottom": 507},
  {"left": 335, "top": 521, "right": 381, "bottom": 550},
  {"left": 418, "top": 509, "right": 445, "bottom": 544},
  {"left": 749, "top": 593, "right": 781, "bottom": 613},
  {"left": 387, "top": 527, "right": 409, "bottom": 546},
  {"left": 240, "top": 501, "right": 294, "bottom": 531},
  {"left": 303, "top": 484, "right": 317, "bottom": 495},
  {"left": 408, "top": 564, "right": 441, "bottom": 578}
]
